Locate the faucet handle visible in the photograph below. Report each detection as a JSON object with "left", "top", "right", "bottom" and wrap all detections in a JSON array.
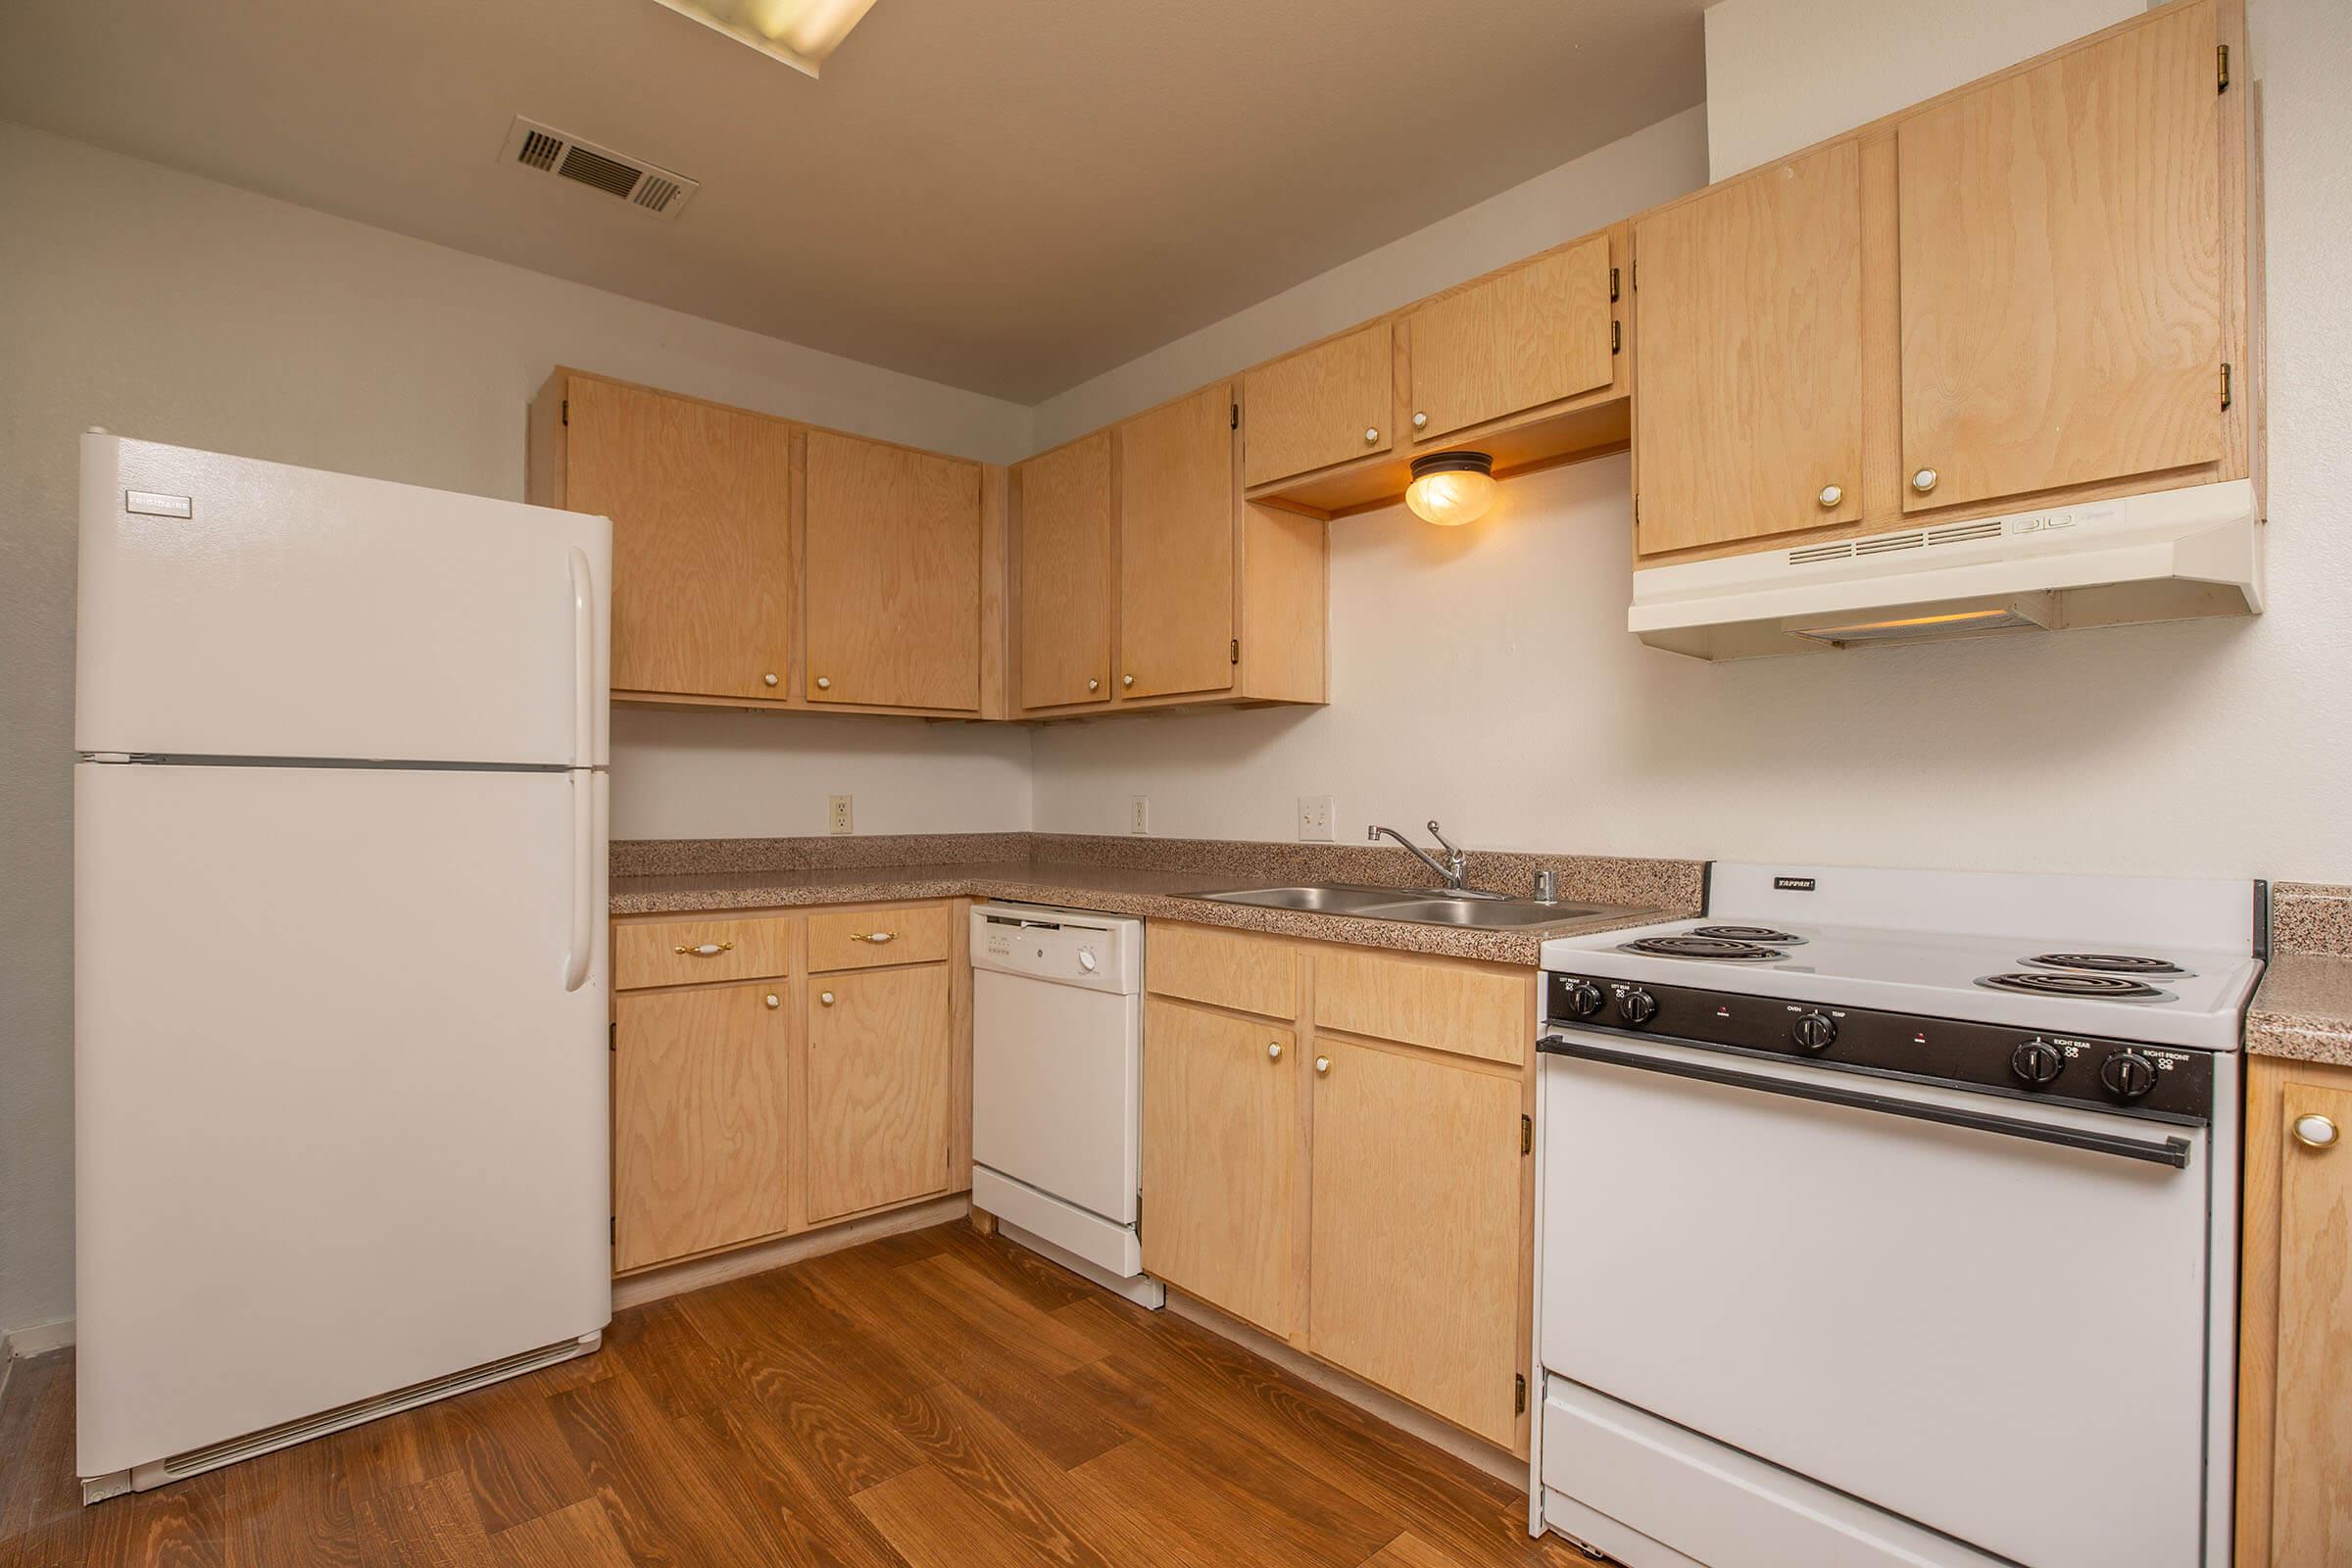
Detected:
[{"left": 1425, "top": 819, "right": 1463, "bottom": 859}]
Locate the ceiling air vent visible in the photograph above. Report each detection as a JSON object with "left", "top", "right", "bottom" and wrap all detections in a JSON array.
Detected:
[{"left": 497, "top": 117, "right": 699, "bottom": 219}]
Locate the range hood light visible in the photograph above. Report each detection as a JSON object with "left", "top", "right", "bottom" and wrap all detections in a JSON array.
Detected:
[
  {"left": 1787, "top": 607, "right": 2046, "bottom": 647},
  {"left": 1405, "top": 451, "right": 1497, "bottom": 527}
]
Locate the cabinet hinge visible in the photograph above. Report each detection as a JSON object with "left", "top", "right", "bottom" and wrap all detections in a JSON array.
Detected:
[
  {"left": 609, "top": 1019, "right": 616, "bottom": 1053},
  {"left": 609, "top": 1216, "right": 616, "bottom": 1246},
  {"left": 2221, "top": 362, "right": 2234, "bottom": 411},
  {"left": 1630, "top": 261, "right": 1637, "bottom": 292},
  {"left": 1230, "top": 402, "right": 1240, "bottom": 431},
  {"left": 1514, "top": 1374, "right": 1528, "bottom": 1415},
  {"left": 1135, "top": 1190, "right": 1143, "bottom": 1237},
  {"left": 1520, "top": 1113, "right": 1532, "bottom": 1155},
  {"left": 561, "top": 399, "right": 568, "bottom": 427},
  {"left": 1230, "top": 638, "right": 1241, "bottom": 665},
  {"left": 2217, "top": 43, "right": 2230, "bottom": 93},
  {"left": 1610, "top": 320, "right": 1622, "bottom": 356},
  {"left": 1608, "top": 266, "right": 1620, "bottom": 303}
]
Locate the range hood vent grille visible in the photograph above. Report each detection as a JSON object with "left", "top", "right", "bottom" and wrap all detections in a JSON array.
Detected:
[
  {"left": 498, "top": 117, "right": 699, "bottom": 220},
  {"left": 1787, "top": 516, "right": 2013, "bottom": 566}
]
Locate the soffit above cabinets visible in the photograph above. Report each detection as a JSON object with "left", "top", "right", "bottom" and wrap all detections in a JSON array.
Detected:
[{"left": 0, "top": 0, "right": 1707, "bottom": 403}]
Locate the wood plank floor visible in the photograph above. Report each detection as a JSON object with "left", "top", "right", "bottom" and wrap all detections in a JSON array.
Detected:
[{"left": 0, "top": 1222, "right": 1591, "bottom": 1567}]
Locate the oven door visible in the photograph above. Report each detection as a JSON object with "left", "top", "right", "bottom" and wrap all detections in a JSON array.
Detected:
[{"left": 1539, "top": 1031, "right": 2216, "bottom": 1568}]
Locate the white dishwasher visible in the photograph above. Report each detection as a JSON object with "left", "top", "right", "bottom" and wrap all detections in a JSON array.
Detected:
[{"left": 969, "top": 905, "right": 1164, "bottom": 1307}]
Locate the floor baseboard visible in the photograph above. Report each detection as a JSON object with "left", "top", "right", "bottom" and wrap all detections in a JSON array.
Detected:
[
  {"left": 3, "top": 1317, "right": 76, "bottom": 1358},
  {"left": 612, "top": 1194, "right": 971, "bottom": 1311}
]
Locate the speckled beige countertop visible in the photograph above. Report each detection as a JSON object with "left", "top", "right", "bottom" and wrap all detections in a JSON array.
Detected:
[
  {"left": 610, "top": 834, "right": 1701, "bottom": 965},
  {"left": 2246, "top": 882, "right": 2352, "bottom": 1065}
]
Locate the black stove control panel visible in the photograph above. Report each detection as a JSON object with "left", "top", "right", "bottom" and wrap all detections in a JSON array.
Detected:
[{"left": 1543, "top": 971, "right": 2214, "bottom": 1123}]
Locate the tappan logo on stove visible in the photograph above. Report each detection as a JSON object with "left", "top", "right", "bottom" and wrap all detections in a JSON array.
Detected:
[{"left": 1772, "top": 876, "right": 1817, "bottom": 892}]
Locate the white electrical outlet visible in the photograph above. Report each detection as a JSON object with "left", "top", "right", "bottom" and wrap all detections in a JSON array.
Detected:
[
  {"left": 1298, "top": 795, "right": 1334, "bottom": 841},
  {"left": 1130, "top": 795, "right": 1150, "bottom": 835},
  {"left": 827, "top": 794, "right": 854, "bottom": 834}
]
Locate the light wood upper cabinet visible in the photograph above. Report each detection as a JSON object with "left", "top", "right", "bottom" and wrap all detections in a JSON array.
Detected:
[
  {"left": 1406, "top": 235, "right": 1616, "bottom": 445},
  {"left": 804, "top": 963, "right": 954, "bottom": 1223},
  {"left": 612, "top": 980, "right": 793, "bottom": 1273},
  {"left": 1013, "top": 432, "right": 1114, "bottom": 710},
  {"left": 804, "top": 430, "right": 984, "bottom": 711},
  {"left": 560, "top": 375, "right": 796, "bottom": 701},
  {"left": 2237, "top": 1054, "right": 2352, "bottom": 1567},
  {"left": 1242, "top": 324, "right": 1394, "bottom": 488},
  {"left": 1141, "top": 997, "right": 1299, "bottom": 1337},
  {"left": 1633, "top": 141, "right": 1868, "bottom": 557},
  {"left": 1118, "top": 385, "right": 1237, "bottom": 701},
  {"left": 1896, "top": 0, "right": 2225, "bottom": 514},
  {"left": 1307, "top": 1039, "right": 1524, "bottom": 1447}
]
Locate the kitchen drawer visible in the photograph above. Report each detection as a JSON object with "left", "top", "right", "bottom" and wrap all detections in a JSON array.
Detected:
[
  {"left": 808, "top": 903, "right": 952, "bottom": 972},
  {"left": 613, "top": 915, "right": 795, "bottom": 991},
  {"left": 1311, "top": 946, "right": 1529, "bottom": 1066},
  {"left": 1146, "top": 922, "right": 1298, "bottom": 1020}
]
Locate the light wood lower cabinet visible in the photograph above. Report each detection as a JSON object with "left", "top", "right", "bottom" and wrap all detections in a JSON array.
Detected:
[
  {"left": 805, "top": 964, "right": 954, "bottom": 1223},
  {"left": 1140, "top": 923, "right": 1535, "bottom": 1451},
  {"left": 1307, "top": 1038, "right": 1524, "bottom": 1447},
  {"left": 2237, "top": 1054, "right": 2352, "bottom": 1567},
  {"left": 612, "top": 980, "right": 795, "bottom": 1273},
  {"left": 1140, "top": 998, "right": 1301, "bottom": 1337},
  {"left": 610, "top": 901, "right": 964, "bottom": 1276}
]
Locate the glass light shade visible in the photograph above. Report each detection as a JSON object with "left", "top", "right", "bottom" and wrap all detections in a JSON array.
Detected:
[
  {"left": 649, "top": 0, "right": 880, "bottom": 75},
  {"left": 1404, "top": 453, "right": 1498, "bottom": 526}
]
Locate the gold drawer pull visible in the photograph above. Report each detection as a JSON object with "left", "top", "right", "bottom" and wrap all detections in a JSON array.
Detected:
[
  {"left": 849, "top": 930, "right": 898, "bottom": 945},
  {"left": 673, "top": 941, "right": 734, "bottom": 956}
]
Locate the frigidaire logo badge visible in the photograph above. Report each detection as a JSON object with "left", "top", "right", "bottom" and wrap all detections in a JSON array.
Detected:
[{"left": 1773, "top": 876, "right": 1818, "bottom": 892}]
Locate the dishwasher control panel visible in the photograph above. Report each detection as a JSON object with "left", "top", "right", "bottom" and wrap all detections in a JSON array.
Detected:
[{"left": 970, "top": 905, "right": 1141, "bottom": 994}]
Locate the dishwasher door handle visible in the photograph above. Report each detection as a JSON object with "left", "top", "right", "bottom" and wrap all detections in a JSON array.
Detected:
[{"left": 1540, "top": 1037, "right": 2193, "bottom": 1169}]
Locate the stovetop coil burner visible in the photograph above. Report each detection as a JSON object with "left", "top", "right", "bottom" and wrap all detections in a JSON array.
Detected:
[
  {"left": 1690, "top": 924, "right": 1806, "bottom": 946},
  {"left": 1621, "top": 936, "right": 1788, "bottom": 962},
  {"left": 2026, "top": 952, "right": 2191, "bottom": 977},
  {"left": 1977, "top": 971, "right": 2172, "bottom": 1002}
]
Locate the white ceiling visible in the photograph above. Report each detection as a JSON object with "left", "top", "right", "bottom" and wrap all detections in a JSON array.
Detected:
[{"left": 0, "top": 0, "right": 1707, "bottom": 403}]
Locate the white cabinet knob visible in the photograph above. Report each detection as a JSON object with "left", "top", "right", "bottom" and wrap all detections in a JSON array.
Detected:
[
  {"left": 1122, "top": 674, "right": 1135, "bottom": 689},
  {"left": 762, "top": 672, "right": 778, "bottom": 687},
  {"left": 1087, "top": 677, "right": 1101, "bottom": 692},
  {"left": 1363, "top": 426, "right": 1380, "bottom": 444},
  {"left": 1818, "top": 484, "right": 1843, "bottom": 509},
  {"left": 1911, "top": 467, "right": 1939, "bottom": 495},
  {"left": 764, "top": 993, "right": 780, "bottom": 1009},
  {"left": 1314, "top": 1055, "right": 1331, "bottom": 1076},
  {"left": 1266, "top": 1042, "right": 1283, "bottom": 1061},
  {"left": 815, "top": 676, "right": 831, "bottom": 691},
  {"left": 1412, "top": 412, "right": 1428, "bottom": 430},
  {"left": 818, "top": 990, "right": 836, "bottom": 1006},
  {"left": 2293, "top": 1113, "right": 2339, "bottom": 1150}
]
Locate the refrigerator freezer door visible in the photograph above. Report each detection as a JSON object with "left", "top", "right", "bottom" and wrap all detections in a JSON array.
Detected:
[
  {"left": 74, "top": 761, "right": 611, "bottom": 1480},
  {"left": 76, "top": 434, "right": 610, "bottom": 766}
]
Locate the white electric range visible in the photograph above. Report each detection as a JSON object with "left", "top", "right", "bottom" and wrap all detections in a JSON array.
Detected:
[{"left": 1530, "top": 862, "right": 2264, "bottom": 1568}]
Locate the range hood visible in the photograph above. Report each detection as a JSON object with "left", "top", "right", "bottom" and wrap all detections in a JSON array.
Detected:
[{"left": 1631, "top": 480, "right": 2264, "bottom": 661}]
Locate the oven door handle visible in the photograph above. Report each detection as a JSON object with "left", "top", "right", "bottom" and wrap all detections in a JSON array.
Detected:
[{"left": 1540, "top": 1037, "right": 2193, "bottom": 1169}]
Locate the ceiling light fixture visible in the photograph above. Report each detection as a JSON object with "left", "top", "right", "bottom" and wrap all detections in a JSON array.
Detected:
[
  {"left": 1404, "top": 451, "right": 1498, "bottom": 527},
  {"left": 649, "top": 0, "right": 880, "bottom": 77}
]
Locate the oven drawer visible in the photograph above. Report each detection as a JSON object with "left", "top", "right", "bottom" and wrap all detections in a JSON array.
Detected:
[{"left": 1541, "top": 1379, "right": 2004, "bottom": 1568}]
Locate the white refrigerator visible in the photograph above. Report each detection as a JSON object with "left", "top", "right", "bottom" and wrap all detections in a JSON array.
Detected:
[{"left": 73, "top": 432, "right": 613, "bottom": 1500}]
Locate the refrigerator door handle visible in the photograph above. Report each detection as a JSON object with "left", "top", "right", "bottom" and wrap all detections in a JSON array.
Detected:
[
  {"left": 564, "top": 770, "right": 594, "bottom": 993},
  {"left": 567, "top": 547, "right": 594, "bottom": 768}
]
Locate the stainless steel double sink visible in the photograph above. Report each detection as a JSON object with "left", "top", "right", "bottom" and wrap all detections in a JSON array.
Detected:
[{"left": 1193, "top": 883, "right": 1610, "bottom": 930}]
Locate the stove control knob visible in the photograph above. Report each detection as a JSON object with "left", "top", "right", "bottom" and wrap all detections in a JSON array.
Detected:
[
  {"left": 2011, "top": 1038, "right": 2065, "bottom": 1087},
  {"left": 1790, "top": 1011, "right": 1838, "bottom": 1053},
  {"left": 2100, "top": 1050, "right": 2159, "bottom": 1101},
  {"left": 1563, "top": 980, "right": 1606, "bottom": 1018},
  {"left": 1617, "top": 987, "right": 1659, "bottom": 1027}
]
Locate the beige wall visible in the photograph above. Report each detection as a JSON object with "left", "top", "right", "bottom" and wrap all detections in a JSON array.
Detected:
[
  {"left": 0, "top": 122, "right": 1035, "bottom": 1339},
  {"left": 1700, "top": 0, "right": 2141, "bottom": 177},
  {"left": 1031, "top": 0, "right": 2352, "bottom": 884}
]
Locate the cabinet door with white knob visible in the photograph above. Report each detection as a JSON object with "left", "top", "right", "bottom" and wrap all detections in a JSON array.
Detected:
[
  {"left": 612, "top": 980, "right": 794, "bottom": 1272},
  {"left": 1631, "top": 139, "right": 1866, "bottom": 558},
  {"left": 1117, "top": 385, "right": 1236, "bottom": 702},
  {"left": 804, "top": 964, "right": 953, "bottom": 1222},
  {"left": 1405, "top": 234, "right": 1615, "bottom": 447},
  {"left": 1013, "top": 431, "right": 1115, "bottom": 711},
  {"left": 1895, "top": 0, "right": 2225, "bottom": 515},
  {"left": 804, "top": 429, "right": 983, "bottom": 712},
  {"left": 562, "top": 373, "right": 795, "bottom": 702},
  {"left": 1241, "top": 323, "right": 1394, "bottom": 488}
]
